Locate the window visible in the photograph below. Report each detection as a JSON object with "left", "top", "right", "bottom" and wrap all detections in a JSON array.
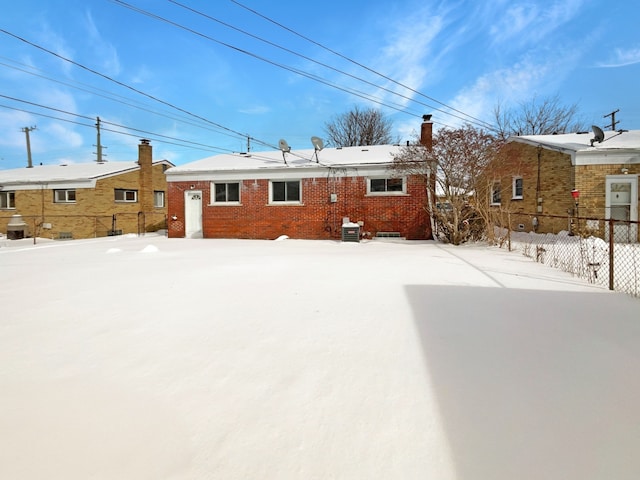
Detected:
[
  {"left": 491, "top": 182, "right": 501, "bottom": 205},
  {"left": 512, "top": 177, "right": 523, "bottom": 200},
  {"left": 213, "top": 182, "right": 240, "bottom": 203},
  {"left": 0, "top": 191, "right": 15, "bottom": 209},
  {"left": 368, "top": 177, "right": 406, "bottom": 195},
  {"left": 154, "top": 191, "right": 165, "bottom": 208},
  {"left": 270, "top": 180, "right": 301, "bottom": 203},
  {"left": 115, "top": 189, "right": 138, "bottom": 202},
  {"left": 54, "top": 189, "right": 76, "bottom": 203}
]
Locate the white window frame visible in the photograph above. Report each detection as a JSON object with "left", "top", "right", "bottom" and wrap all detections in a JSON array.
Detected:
[
  {"left": 115, "top": 189, "right": 138, "bottom": 203},
  {"left": 0, "top": 191, "right": 15, "bottom": 209},
  {"left": 367, "top": 177, "right": 407, "bottom": 195},
  {"left": 154, "top": 190, "right": 165, "bottom": 208},
  {"left": 490, "top": 181, "right": 501, "bottom": 206},
  {"left": 54, "top": 189, "right": 76, "bottom": 203},
  {"left": 269, "top": 180, "right": 302, "bottom": 204},
  {"left": 212, "top": 181, "right": 241, "bottom": 205},
  {"left": 512, "top": 176, "right": 523, "bottom": 200}
]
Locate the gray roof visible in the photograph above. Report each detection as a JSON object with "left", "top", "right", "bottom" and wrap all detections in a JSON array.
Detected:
[
  {"left": 0, "top": 160, "right": 173, "bottom": 188},
  {"left": 508, "top": 129, "right": 640, "bottom": 152},
  {"left": 166, "top": 144, "right": 401, "bottom": 175}
]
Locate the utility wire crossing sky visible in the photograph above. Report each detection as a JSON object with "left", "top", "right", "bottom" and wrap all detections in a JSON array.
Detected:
[{"left": 1, "top": 0, "right": 639, "bottom": 169}]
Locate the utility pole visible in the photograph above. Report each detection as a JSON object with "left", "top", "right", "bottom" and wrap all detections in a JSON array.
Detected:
[
  {"left": 21, "top": 126, "right": 37, "bottom": 168},
  {"left": 247, "top": 135, "right": 251, "bottom": 153},
  {"left": 94, "top": 116, "right": 107, "bottom": 162},
  {"left": 604, "top": 109, "right": 620, "bottom": 131}
]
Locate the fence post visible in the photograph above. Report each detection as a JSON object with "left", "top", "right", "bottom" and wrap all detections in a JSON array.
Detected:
[{"left": 608, "top": 219, "right": 614, "bottom": 291}]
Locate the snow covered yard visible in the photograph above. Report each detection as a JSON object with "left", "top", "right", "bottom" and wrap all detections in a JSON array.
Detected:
[{"left": 1, "top": 234, "right": 639, "bottom": 480}]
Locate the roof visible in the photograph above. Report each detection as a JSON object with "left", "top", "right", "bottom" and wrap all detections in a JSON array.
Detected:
[
  {"left": 0, "top": 160, "right": 173, "bottom": 188},
  {"left": 166, "top": 144, "right": 401, "bottom": 178},
  {"left": 508, "top": 129, "right": 640, "bottom": 153}
]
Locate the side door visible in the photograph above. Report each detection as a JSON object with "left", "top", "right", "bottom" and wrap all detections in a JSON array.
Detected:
[
  {"left": 184, "top": 190, "right": 203, "bottom": 238},
  {"left": 605, "top": 175, "right": 638, "bottom": 243}
]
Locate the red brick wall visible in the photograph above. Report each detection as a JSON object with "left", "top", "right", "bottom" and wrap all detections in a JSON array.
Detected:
[{"left": 167, "top": 175, "right": 430, "bottom": 240}]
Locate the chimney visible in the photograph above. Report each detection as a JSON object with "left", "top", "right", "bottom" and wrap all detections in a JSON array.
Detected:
[
  {"left": 138, "top": 139, "right": 153, "bottom": 213},
  {"left": 420, "top": 114, "right": 433, "bottom": 150}
]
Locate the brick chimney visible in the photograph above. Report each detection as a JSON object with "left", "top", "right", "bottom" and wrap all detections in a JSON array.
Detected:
[
  {"left": 420, "top": 114, "right": 433, "bottom": 150},
  {"left": 138, "top": 139, "right": 153, "bottom": 212}
]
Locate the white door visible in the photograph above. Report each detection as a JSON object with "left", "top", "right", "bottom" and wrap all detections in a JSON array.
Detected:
[
  {"left": 605, "top": 175, "right": 638, "bottom": 243},
  {"left": 184, "top": 190, "right": 203, "bottom": 238}
]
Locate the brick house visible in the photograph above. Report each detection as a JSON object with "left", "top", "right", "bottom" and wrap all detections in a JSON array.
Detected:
[
  {"left": 166, "top": 122, "right": 433, "bottom": 240},
  {"left": 489, "top": 129, "right": 640, "bottom": 241},
  {"left": 0, "top": 140, "right": 173, "bottom": 240}
]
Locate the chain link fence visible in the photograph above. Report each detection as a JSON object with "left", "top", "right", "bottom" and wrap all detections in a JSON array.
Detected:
[
  {"left": 496, "top": 213, "right": 640, "bottom": 298},
  {"left": 1, "top": 212, "right": 167, "bottom": 243}
]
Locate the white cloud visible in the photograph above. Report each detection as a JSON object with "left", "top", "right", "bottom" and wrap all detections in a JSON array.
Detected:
[
  {"left": 447, "top": 58, "right": 556, "bottom": 127},
  {"left": 84, "top": 10, "right": 121, "bottom": 76},
  {"left": 238, "top": 105, "right": 271, "bottom": 115},
  {"left": 42, "top": 123, "right": 83, "bottom": 149},
  {"left": 597, "top": 46, "right": 640, "bottom": 68},
  {"left": 490, "top": 0, "right": 586, "bottom": 47}
]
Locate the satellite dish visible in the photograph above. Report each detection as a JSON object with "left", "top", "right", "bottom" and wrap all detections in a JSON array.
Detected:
[
  {"left": 591, "top": 125, "right": 605, "bottom": 144},
  {"left": 278, "top": 139, "right": 291, "bottom": 152},
  {"left": 311, "top": 136, "right": 324, "bottom": 151}
]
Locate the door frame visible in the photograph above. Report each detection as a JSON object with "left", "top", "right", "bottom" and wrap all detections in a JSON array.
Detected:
[
  {"left": 184, "top": 190, "right": 203, "bottom": 238},
  {"left": 605, "top": 175, "right": 638, "bottom": 243}
]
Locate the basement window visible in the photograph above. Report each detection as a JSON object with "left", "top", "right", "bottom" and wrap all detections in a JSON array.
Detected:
[
  {"left": 54, "top": 189, "right": 76, "bottom": 203},
  {"left": 154, "top": 191, "right": 165, "bottom": 208},
  {"left": 367, "top": 177, "right": 406, "bottom": 195},
  {"left": 270, "top": 180, "right": 301, "bottom": 204},
  {"left": 115, "top": 189, "right": 138, "bottom": 203},
  {"left": 512, "top": 177, "right": 523, "bottom": 200},
  {"left": 213, "top": 182, "right": 240, "bottom": 203},
  {"left": 0, "top": 191, "right": 15, "bottom": 209}
]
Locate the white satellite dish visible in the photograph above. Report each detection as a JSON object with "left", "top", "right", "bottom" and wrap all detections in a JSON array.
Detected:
[
  {"left": 278, "top": 138, "right": 290, "bottom": 165},
  {"left": 590, "top": 125, "right": 605, "bottom": 146},
  {"left": 311, "top": 136, "right": 324, "bottom": 151},
  {"left": 278, "top": 139, "right": 291, "bottom": 152}
]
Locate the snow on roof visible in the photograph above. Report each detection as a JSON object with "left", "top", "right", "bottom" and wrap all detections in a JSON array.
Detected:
[
  {"left": 508, "top": 129, "right": 640, "bottom": 152},
  {"left": 0, "top": 160, "right": 171, "bottom": 186},
  {"left": 166, "top": 144, "right": 401, "bottom": 175}
]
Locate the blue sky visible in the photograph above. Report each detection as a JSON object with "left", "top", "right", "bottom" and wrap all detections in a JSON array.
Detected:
[{"left": 1, "top": 0, "right": 639, "bottom": 169}]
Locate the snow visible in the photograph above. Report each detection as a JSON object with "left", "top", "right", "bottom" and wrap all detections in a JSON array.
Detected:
[
  {"left": 165, "top": 144, "right": 400, "bottom": 175},
  {"left": 1, "top": 234, "right": 639, "bottom": 480}
]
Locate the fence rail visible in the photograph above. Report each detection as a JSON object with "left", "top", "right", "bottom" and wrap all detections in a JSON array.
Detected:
[
  {"left": 496, "top": 214, "right": 640, "bottom": 298},
  {"left": 0, "top": 212, "right": 167, "bottom": 242}
]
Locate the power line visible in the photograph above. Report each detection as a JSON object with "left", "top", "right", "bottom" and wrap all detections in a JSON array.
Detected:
[
  {"left": 0, "top": 97, "right": 229, "bottom": 153},
  {"left": 168, "top": 0, "right": 491, "bottom": 130},
  {"left": 229, "top": 0, "right": 497, "bottom": 132},
  {"left": 109, "top": 1, "right": 428, "bottom": 121},
  {"left": 0, "top": 57, "right": 251, "bottom": 141},
  {"left": 0, "top": 98, "right": 312, "bottom": 164},
  {"left": 0, "top": 27, "right": 277, "bottom": 149}
]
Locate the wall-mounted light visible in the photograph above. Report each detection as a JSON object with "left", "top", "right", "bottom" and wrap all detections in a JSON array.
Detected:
[
  {"left": 171, "top": 215, "right": 178, "bottom": 221},
  {"left": 621, "top": 167, "right": 629, "bottom": 174}
]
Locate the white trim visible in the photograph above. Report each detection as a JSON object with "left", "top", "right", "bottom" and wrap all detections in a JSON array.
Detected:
[
  {"left": 210, "top": 181, "right": 242, "bottom": 205},
  {"left": 366, "top": 176, "right": 407, "bottom": 196},
  {"left": 167, "top": 165, "right": 393, "bottom": 182},
  {"left": 512, "top": 176, "right": 523, "bottom": 200},
  {"left": 268, "top": 179, "right": 302, "bottom": 204}
]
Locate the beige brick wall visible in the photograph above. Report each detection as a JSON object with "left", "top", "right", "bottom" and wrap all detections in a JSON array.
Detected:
[
  {"left": 1, "top": 163, "right": 168, "bottom": 240},
  {"left": 489, "top": 142, "right": 640, "bottom": 235}
]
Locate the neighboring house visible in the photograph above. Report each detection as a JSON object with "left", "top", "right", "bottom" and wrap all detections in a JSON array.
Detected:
[
  {"left": 165, "top": 121, "right": 433, "bottom": 240},
  {"left": 489, "top": 129, "right": 640, "bottom": 241},
  {"left": 0, "top": 140, "right": 173, "bottom": 240}
]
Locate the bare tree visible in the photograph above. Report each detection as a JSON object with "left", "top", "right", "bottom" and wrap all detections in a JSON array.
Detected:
[
  {"left": 324, "top": 106, "right": 394, "bottom": 147},
  {"left": 392, "top": 124, "right": 500, "bottom": 244},
  {"left": 494, "top": 95, "right": 586, "bottom": 139}
]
